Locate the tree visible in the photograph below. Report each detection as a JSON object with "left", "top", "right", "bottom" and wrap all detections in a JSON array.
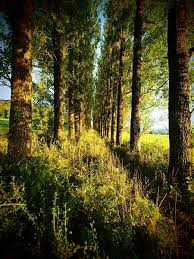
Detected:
[
  {"left": 168, "top": 0, "right": 192, "bottom": 197},
  {"left": 116, "top": 31, "right": 125, "bottom": 145},
  {"left": 68, "top": 48, "right": 75, "bottom": 139},
  {"left": 0, "top": 14, "right": 11, "bottom": 88},
  {"left": 52, "top": 2, "right": 65, "bottom": 141},
  {"left": 130, "top": 0, "right": 144, "bottom": 153},
  {"left": 8, "top": 0, "right": 33, "bottom": 159},
  {"left": 67, "top": 0, "right": 99, "bottom": 140},
  {"left": 94, "top": 0, "right": 131, "bottom": 145}
]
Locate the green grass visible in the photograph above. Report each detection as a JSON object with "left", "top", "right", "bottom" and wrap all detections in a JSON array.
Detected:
[
  {"left": 122, "top": 131, "right": 169, "bottom": 148},
  {"left": 0, "top": 129, "right": 192, "bottom": 257},
  {"left": 0, "top": 130, "right": 175, "bottom": 258},
  {"left": 141, "top": 134, "right": 169, "bottom": 148},
  {"left": 0, "top": 118, "right": 9, "bottom": 134},
  {"left": 114, "top": 132, "right": 170, "bottom": 199},
  {"left": 121, "top": 131, "right": 169, "bottom": 169}
]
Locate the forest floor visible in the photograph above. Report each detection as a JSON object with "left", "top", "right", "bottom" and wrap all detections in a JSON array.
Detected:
[{"left": 0, "top": 123, "right": 193, "bottom": 258}]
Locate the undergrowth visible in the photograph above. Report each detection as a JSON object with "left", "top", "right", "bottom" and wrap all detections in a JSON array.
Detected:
[
  {"left": 0, "top": 130, "right": 176, "bottom": 258},
  {"left": 114, "top": 134, "right": 170, "bottom": 196}
]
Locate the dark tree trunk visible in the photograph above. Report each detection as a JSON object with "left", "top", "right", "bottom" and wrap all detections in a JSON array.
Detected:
[
  {"left": 130, "top": 0, "right": 144, "bottom": 153},
  {"left": 101, "top": 102, "right": 105, "bottom": 137},
  {"left": 100, "top": 104, "right": 104, "bottom": 136},
  {"left": 68, "top": 84, "right": 75, "bottom": 139},
  {"left": 107, "top": 79, "right": 112, "bottom": 138},
  {"left": 116, "top": 35, "right": 125, "bottom": 146},
  {"left": 73, "top": 54, "right": 87, "bottom": 140},
  {"left": 168, "top": 0, "right": 192, "bottom": 197},
  {"left": 8, "top": 0, "right": 33, "bottom": 160},
  {"left": 104, "top": 79, "right": 111, "bottom": 138},
  {"left": 68, "top": 48, "right": 75, "bottom": 140},
  {"left": 111, "top": 79, "right": 117, "bottom": 145},
  {"left": 74, "top": 87, "right": 80, "bottom": 141},
  {"left": 79, "top": 98, "right": 86, "bottom": 133},
  {"left": 53, "top": 21, "right": 65, "bottom": 141}
]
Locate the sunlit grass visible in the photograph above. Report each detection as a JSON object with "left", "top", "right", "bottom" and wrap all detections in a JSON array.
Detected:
[
  {"left": 0, "top": 130, "right": 175, "bottom": 257},
  {"left": 113, "top": 132, "right": 170, "bottom": 191},
  {"left": 0, "top": 118, "right": 9, "bottom": 134},
  {"left": 0, "top": 118, "right": 9, "bottom": 156},
  {"left": 141, "top": 134, "right": 169, "bottom": 149},
  {"left": 141, "top": 134, "right": 169, "bottom": 163},
  {"left": 122, "top": 131, "right": 169, "bottom": 155}
]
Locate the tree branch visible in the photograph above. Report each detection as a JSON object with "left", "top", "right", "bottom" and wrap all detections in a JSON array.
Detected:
[{"left": 190, "top": 107, "right": 194, "bottom": 114}]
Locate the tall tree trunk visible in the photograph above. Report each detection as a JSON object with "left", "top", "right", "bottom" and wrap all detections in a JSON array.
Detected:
[
  {"left": 74, "top": 87, "right": 80, "bottom": 141},
  {"left": 8, "top": 0, "right": 33, "bottom": 160},
  {"left": 107, "top": 79, "right": 112, "bottom": 139},
  {"left": 99, "top": 104, "right": 104, "bottom": 136},
  {"left": 68, "top": 48, "right": 75, "bottom": 140},
  {"left": 53, "top": 22, "right": 65, "bottom": 141},
  {"left": 116, "top": 35, "right": 125, "bottom": 146},
  {"left": 168, "top": 0, "right": 192, "bottom": 197},
  {"left": 111, "top": 79, "right": 117, "bottom": 145},
  {"left": 68, "top": 84, "right": 75, "bottom": 139},
  {"left": 130, "top": 0, "right": 144, "bottom": 153},
  {"left": 79, "top": 98, "right": 86, "bottom": 133},
  {"left": 74, "top": 55, "right": 86, "bottom": 140},
  {"left": 104, "top": 79, "right": 111, "bottom": 138}
]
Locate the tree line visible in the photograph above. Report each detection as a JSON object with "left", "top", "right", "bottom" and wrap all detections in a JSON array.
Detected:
[
  {"left": 0, "top": 0, "right": 193, "bottom": 198},
  {"left": 94, "top": 0, "right": 193, "bottom": 199}
]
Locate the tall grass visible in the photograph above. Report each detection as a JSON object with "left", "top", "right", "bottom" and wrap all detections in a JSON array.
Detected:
[{"left": 0, "top": 130, "right": 175, "bottom": 258}]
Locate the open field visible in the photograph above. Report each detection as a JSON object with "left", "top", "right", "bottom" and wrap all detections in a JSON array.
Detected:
[{"left": 122, "top": 131, "right": 169, "bottom": 149}]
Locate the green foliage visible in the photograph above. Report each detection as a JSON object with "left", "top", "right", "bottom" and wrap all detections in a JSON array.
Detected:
[
  {"left": 32, "top": 104, "right": 54, "bottom": 139},
  {"left": 0, "top": 178, "right": 35, "bottom": 238},
  {"left": 0, "top": 100, "right": 10, "bottom": 121},
  {"left": 0, "top": 134, "right": 7, "bottom": 157},
  {"left": 0, "top": 131, "right": 175, "bottom": 258},
  {"left": 66, "top": 0, "right": 100, "bottom": 129},
  {"left": 0, "top": 13, "right": 11, "bottom": 87},
  {"left": 94, "top": 0, "right": 133, "bottom": 132}
]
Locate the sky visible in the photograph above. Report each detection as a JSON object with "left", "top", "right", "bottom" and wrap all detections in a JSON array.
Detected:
[{"left": 0, "top": 85, "right": 10, "bottom": 99}]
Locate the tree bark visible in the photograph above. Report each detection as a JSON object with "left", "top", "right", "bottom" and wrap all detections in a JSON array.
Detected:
[
  {"left": 108, "top": 79, "right": 112, "bottom": 138},
  {"left": 68, "top": 48, "right": 75, "bottom": 140},
  {"left": 68, "top": 84, "right": 75, "bottom": 139},
  {"left": 104, "top": 79, "right": 111, "bottom": 138},
  {"left": 8, "top": 0, "right": 33, "bottom": 160},
  {"left": 130, "top": 0, "right": 144, "bottom": 153},
  {"left": 53, "top": 21, "right": 65, "bottom": 141},
  {"left": 74, "top": 82, "right": 80, "bottom": 141},
  {"left": 111, "top": 79, "right": 117, "bottom": 145},
  {"left": 79, "top": 97, "right": 86, "bottom": 133},
  {"left": 73, "top": 55, "right": 87, "bottom": 140},
  {"left": 168, "top": 0, "right": 192, "bottom": 196},
  {"left": 116, "top": 35, "right": 125, "bottom": 146}
]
